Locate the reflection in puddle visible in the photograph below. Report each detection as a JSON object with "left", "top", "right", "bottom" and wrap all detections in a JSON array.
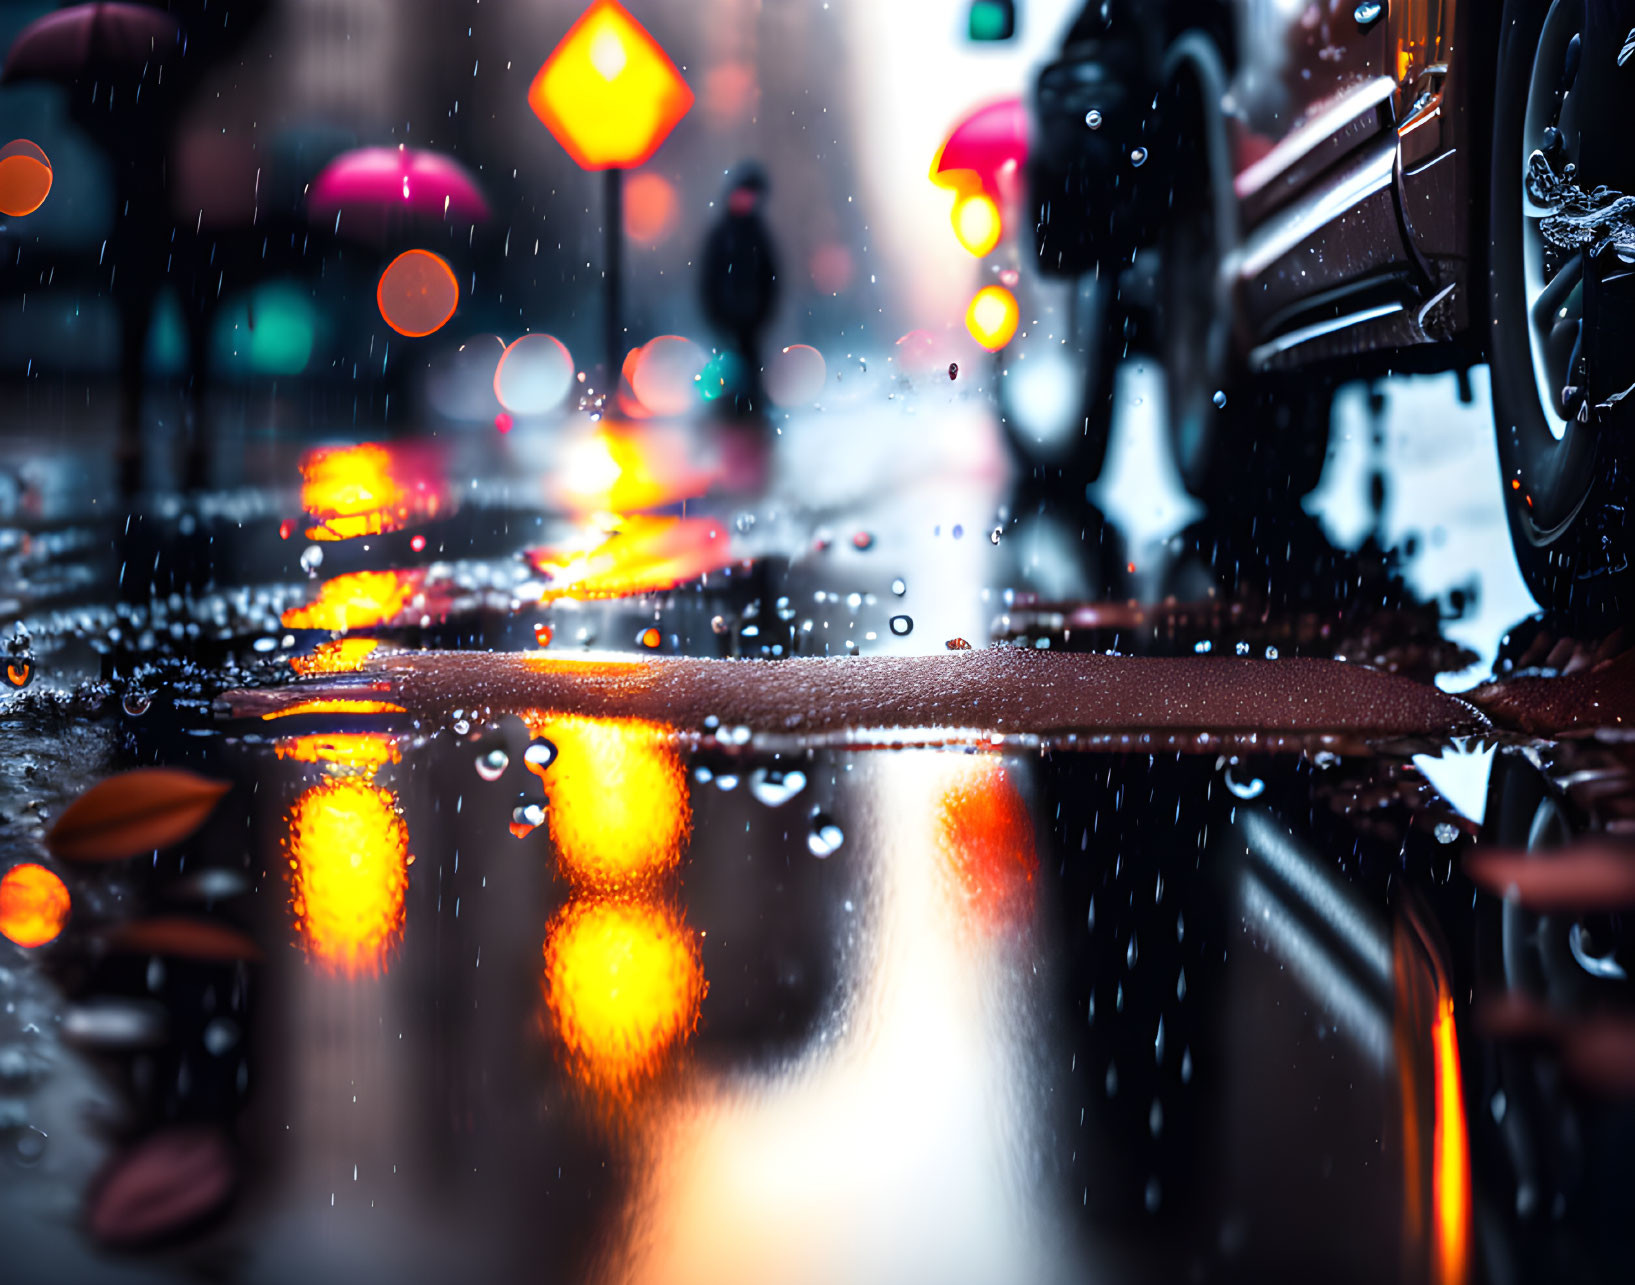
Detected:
[
  {"left": 522, "top": 711, "right": 690, "bottom": 888},
  {"left": 285, "top": 777, "right": 410, "bottom": 976},
  {"left": 542, "top": 899, "right": 705, "bottom": 1096},
  {"left": 299, "top": 443, "right": 446, "bottom": 541},
  {"left": 282, "top": 569, "right": 422, "bottom": 631}
]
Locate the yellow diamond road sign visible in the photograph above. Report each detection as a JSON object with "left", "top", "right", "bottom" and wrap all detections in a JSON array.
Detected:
[{"left": 529, "top": 1, "right": 694, "bottom": 171}]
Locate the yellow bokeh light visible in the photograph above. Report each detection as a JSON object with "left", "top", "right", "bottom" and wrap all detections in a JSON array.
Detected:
[
  {"left": 0, "top": 863, "right": 69, "bottom": 948},
  {"left": 275, "top": 732, "right": 401, "bottom": 771},
  {"left": 965, "top": 285, "right": 1019, "bottom": 351},
  {"left": 530, "top": 514, "right": 731, "bottom": 602},
  {"left": 262, "top": 698, "right": 406, "bottom": 721},
  {"left": 522, "top": 713, "right": 689, "bottom": 889},
  {"left": 300, "top": 443, "right": 443, "bottom": 542},
  {"left": 529, "top": 1, "right": 694, "bottom": 171},
  {"left": 290, "top": 638, "right": 381, "bottom": 676},
  {"left": 543, "top": 899, "right": 704, "bottom": 1091},
  {"left": 952, "top": 193, "right": 1001, "bottom": 257},
  {"left": 282, "top": 570, "right": 418, "bottom": 632},
  {"left": 286, "top": 779, "right": 409, "bottom": 976}
]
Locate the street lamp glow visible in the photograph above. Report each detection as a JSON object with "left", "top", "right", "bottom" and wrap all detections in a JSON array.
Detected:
[{"left": 965, "top": 285, "right": 1019, "bottom": 350}]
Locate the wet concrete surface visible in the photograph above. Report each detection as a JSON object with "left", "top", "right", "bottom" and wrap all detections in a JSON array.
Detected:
[{"left": 0, "top": 370, "right": 1632, "bottom": 1285}]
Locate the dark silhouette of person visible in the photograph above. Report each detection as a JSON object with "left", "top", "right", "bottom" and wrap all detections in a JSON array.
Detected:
[{"left": 700, "top": 162, "right": 779, "bottom": 415}]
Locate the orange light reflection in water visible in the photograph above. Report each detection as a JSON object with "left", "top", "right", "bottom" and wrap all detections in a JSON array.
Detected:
[
  {"left": 262, "top": 698, "right": 405, "bottom": 721},
  {"left": 521, "top": 712, "right": 689, "bottom": 888},
  {"left": 285, "top": 779, "right": 409, "bottom": 976},
  {"left": 275, "top": 732, "right": 401, "bottom": 771},
  {"left": 290, "top": 638, "right": 381, "bottom": 676},
  {"left": 1432, "top": 993, "right": 1471, "bottom": 1285},
  {"left": 282, "top": 570, "right": 420, "bottom": 631},
  {"left": 0, "top": 863, "right": 70, "bottom": 948},
  {"left": 542, "top": 899, "right": 704, "bottom": 1095},
  {"left": 935, "top": 757, "right": 1037, "bottom": 934},
  {"left": 299, "top": 444, "right": 444, "bottom": 542},
  {"left": 529, "top": 514, "right": 731, "bottom": 602},
  {"left": 555, "top": 426, "right": 718, "bottom": 514}
]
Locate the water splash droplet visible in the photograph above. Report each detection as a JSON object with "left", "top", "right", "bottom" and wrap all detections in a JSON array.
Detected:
[
  {"left": 750, "top": 767, "right": 807, "bottom": 807},
  {"left": 888, "top": 615, "right": 913, "bottom": 636},
  {"left": 476, "top": 748, "right": 509, "bottom": 781},
  {"left": 808, "top": 814, "right": 845, "bottom": 858},
  {"left": 1085, "top": 108, "right": 1103, "bottom": 129}
]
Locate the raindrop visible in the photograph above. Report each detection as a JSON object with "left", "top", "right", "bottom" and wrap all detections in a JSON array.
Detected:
[
  {"left": 512, "top": 802, "right": 545, "bottom": 833},
  {"left": 1126, "top": 931, "right": 1139, "bottom": 969},
  {"left": 1312, "top": 750, "right": 1341, "bottom": 770},
  {"left": 1434, "top": 821, "right": 1459, "bottom": 844},
  {"left": 122, "top": 691, "right": 152, "bottom": 717},
  {"left": 891, "top": 578, "right": 907, "bottom": 596},
  {"left": 1181, "top": 1047, "right": 1193, "bottom": 1083},
  {"left": 475, "top": 748, "right": 509, "bottom": 781},
  {"left": 1129, "top": 146, "right": 1148, "bottom": 168},
  {"left": 1212, "top": 389, "right": 1227, "bottom": 409},
  {"left": 11, "top": 1125, "right": 46, "bottom": 1166},
  {"left": 1105, "top": 1061, "right": 1118, "bottom": 1096},
  {"left": 889, "top": 615, "right": 913, "bottom": 636},
  {"left": 1264, "top": 645, "right": 1279, "bottom": 660},
  {"left": 750, "top": 767, "right": 807, "bottom": 806},
  {"left": 715, "top": 773, "right": 740, "bottom": 792},
  {"left": 1154, "top": 1016, "right": 1166, "bottom": 1064},
  {"left": 734, "top": 511, "right": 757, "bottom": 534},
  {"left": 1149, "top": 1099, "right": 1164, "bottom": 1137},
  {"left": 1224, "top": 766, "right": 1265, "bottom": 800},
  {"left": 711, "top": 615, "right": 729, "bottom": 634},
  {"left": 851, "top": 531, "right": 875, "bottom": 551},
  {"left": 524, "top": 739, "right": 557, "bottom": 772},
  {"left": 948, "top": 362, "right": 959, "bottom": 381},
  {"left": 1085, "top": 108, "right": 1103, "bottom": 129},
  {"left": 989, "top": 527, "right": 1003, "bottom": 545},
  {"left": 1087, "top": 896, "right": 1096, "bottom": 932},
  {"left": 1144, "top": 1178, "right": 1161, "bottom": 1212},
  {"left": 299, "top": 546, "right": 324, "bottom": 576},
  {"left": 808, "top": 813, "right": 845, "bottom": 858},
  {"left": 1490, "top": 1089, "right": 1507, "bottom": 1123},
  {"left": 1176, "top": 968, "right": 1187, "bottom": 1000}
]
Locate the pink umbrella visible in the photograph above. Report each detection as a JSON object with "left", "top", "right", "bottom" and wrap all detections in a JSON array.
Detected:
[
  {"left": 308, "top": 145, "right": 490, "bottom": 242},
  {"left": 932, "top": 97, "right": 1029, "bottom": 197},
  {"left": 1, "top": 3, "right": 181, "bottom": 85}
]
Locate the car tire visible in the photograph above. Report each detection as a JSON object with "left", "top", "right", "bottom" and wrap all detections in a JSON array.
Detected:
[
  {"left": 1157, "top": 62, "right": 1332, "bottom": 504},
  {"left": 1489, "top": 0, "right": 1635, "bottom": 618}
]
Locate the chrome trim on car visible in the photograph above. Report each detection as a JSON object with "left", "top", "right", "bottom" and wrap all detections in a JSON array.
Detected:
[
  {"left": 1246, "top": 302, "right": 1405, "bottom": 369},
  {"left": 1233, "top": 75, "right": 1398, "bottom": 202},
  {"left": 1234, "top": 136, "right": 1398, "bottom": 281}
]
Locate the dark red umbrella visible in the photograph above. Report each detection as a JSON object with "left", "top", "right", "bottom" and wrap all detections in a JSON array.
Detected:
[
  {"left": 1, "top": 3, "right": 181, "bottom": 86},
  {"left": 307, "top": 145, "right": 490, "bottom": 243}
]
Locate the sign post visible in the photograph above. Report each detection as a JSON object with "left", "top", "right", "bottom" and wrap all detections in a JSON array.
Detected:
[{"left": 530, "top": 0, "right": 694, "bottom": 379}]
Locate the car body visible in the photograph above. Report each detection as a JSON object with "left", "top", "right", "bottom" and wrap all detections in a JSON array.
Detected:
[{"left": 1026, "top": 0, "right": 1635, "bottom": 614}]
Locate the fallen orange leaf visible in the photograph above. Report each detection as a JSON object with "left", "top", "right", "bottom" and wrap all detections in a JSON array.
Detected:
[{"left": 48, "top": 769, "right": 231, "bottom": 862}]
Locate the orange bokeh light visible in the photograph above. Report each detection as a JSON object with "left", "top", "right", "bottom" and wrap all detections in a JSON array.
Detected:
[
  {"left": 936, "top": 758, "right": 1036, "bottom": 933},
  {"left": 624, "top": 172, "right": 679, "bottom": 244},
  {"left": 0, "top": 139, "right": 52, "bottom": 218},
  {"left": 0, "top": 863, "right": 69, "bottom": 948},
  {"left": 282, "top": 569, "right": 421, "bottom": 631},
  {"left": 290, "top": 638, "right": 382, "bottom": 676},
  {"left": 965, "top": 285, "right": 1019, "bottom": 351},
  {"left": 377, "top": 249, "right": 459, "bottom": 338},
  {"left": 530, "top": 514, "right": 731, "bottom": 602},
  {"left": 286, "top": 779, "right": 409, "bottom": 976},
  {"left": 521, "top": 712, "right": 690, "bottom": 889},
  {"left": 529, "top": 0, "right": 694, "bottom": 171},
  {"left": 300, "top": 443, "right": 444, "bottom": 541},
  {"left": 275, "top": 732, "right": 401, "bottom": 771},
  {"left": 543, "top": 898, "right": 704, "bottom": 1091}
]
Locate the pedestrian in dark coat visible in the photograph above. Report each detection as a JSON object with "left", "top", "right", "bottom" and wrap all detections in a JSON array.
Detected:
[{"left": 700, "top": 162, "right": 779, "bottom": 414}]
